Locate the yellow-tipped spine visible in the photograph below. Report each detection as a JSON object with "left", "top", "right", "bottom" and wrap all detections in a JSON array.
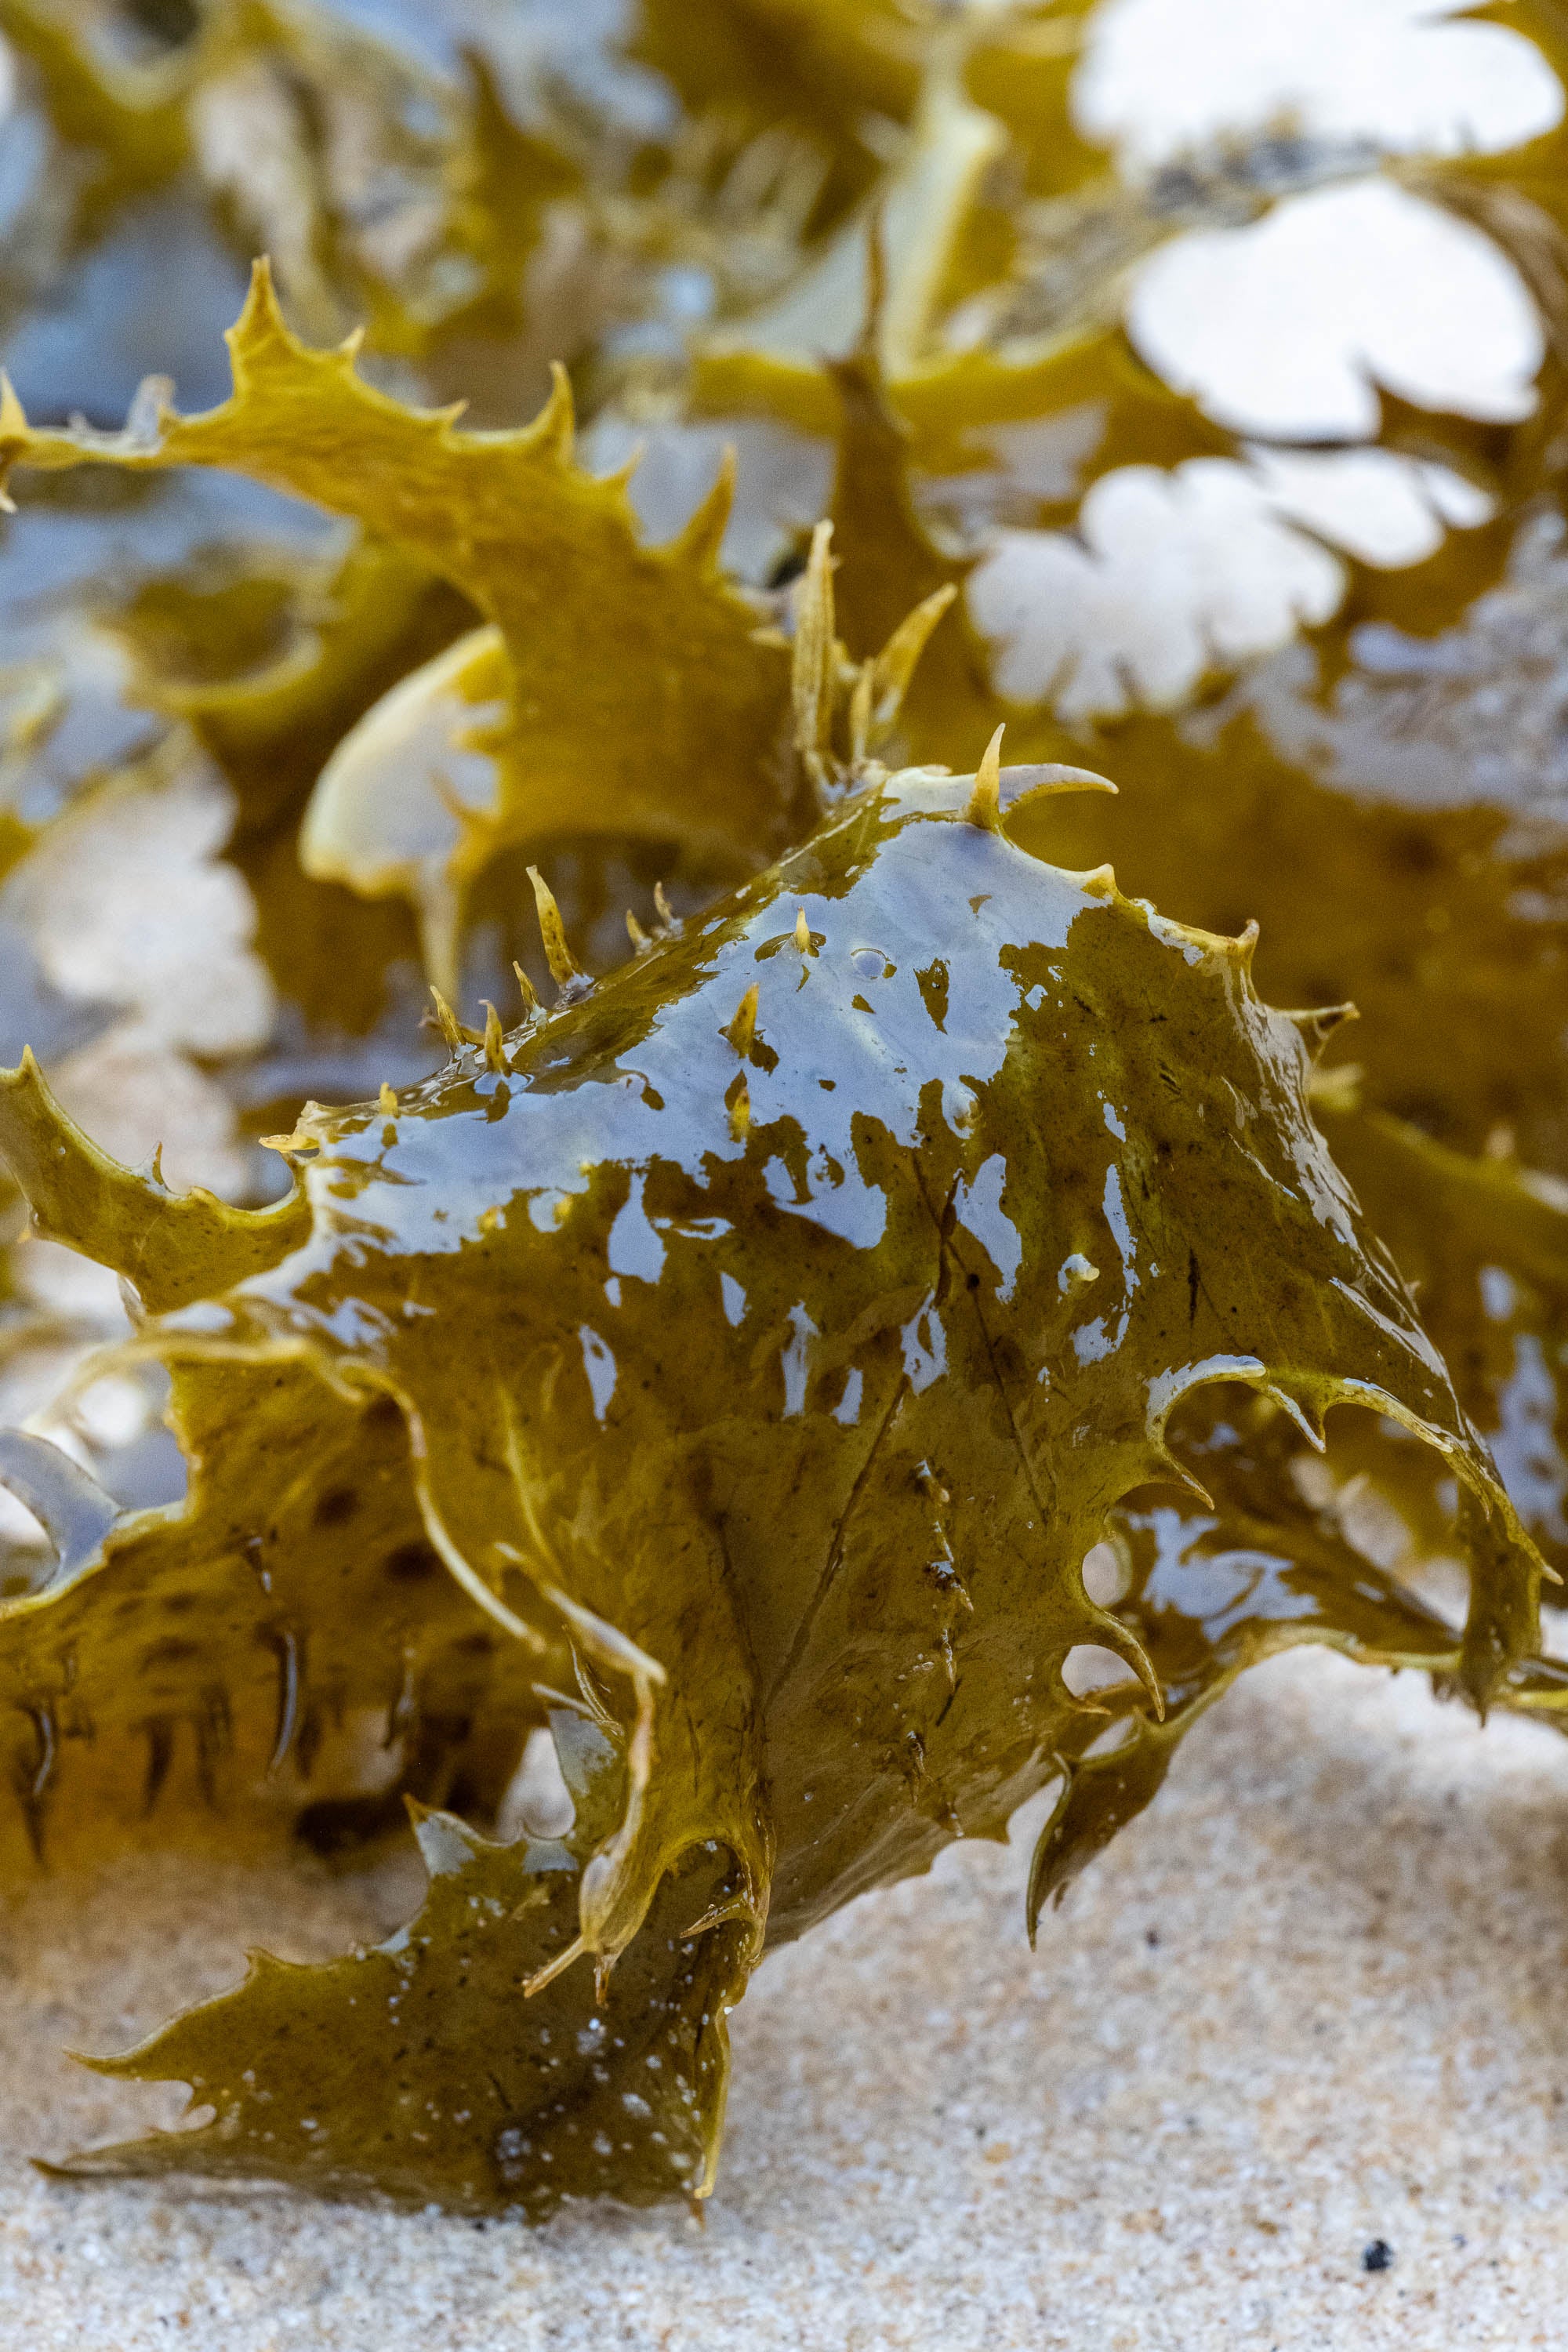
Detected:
[
  {"left": 430, "top": 985, "right": 463, "bottom": 1053},
  {"left": 669, "top": 445, "right": 735, "bottom": 570},
  {"left": 527, "top": 866, "right": 585, "bottom": 994},
  {"left": 791, "top": 521, "right": 837, "bottom": 800},
  {"left": 530, "top": 361, "right": 575, "bottom": 464},
  {"left": 869, "top": 583, "right": 957, "bottom": 742},
  {"left": 966, "top": 724, "right": 1005, "bottom": 830},
  {"left": 724, "top": 983, "right": 760, "bottom": 1060}
]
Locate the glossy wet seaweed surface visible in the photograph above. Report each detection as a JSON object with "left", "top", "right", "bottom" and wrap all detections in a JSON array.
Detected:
[{"left": 0, "top": 0, "right": 1563, "bottom": 2223}]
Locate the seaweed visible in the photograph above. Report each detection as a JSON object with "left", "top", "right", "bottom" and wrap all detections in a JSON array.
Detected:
[
  {"left": 0, "top": 731, "right": 1544, "bottom": 2207},
  {"left": 1, "top": 264, "right": 805, "bottom": 992},
  {"left": 0, "top": 0, "right": 1563, "bottom": 2230},
  {"left": 0, "top": 0, "right": 579, "bottom": 361},
  {"left": 1011, "top": 509, "right": 1568, "bottom": 1574},
  {"left": 812, "top": 309, "right": 1568, "bottom": 1579}
]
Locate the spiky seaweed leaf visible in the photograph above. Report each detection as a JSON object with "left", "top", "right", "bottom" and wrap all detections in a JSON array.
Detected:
[
  {"left": 0, "top": 264, "right": 801, "bottom": 976},
  {"left": 0, "top": 0, "right": 1564, "bottom": 2234},
  {"left": 807, "top": 316, "right": 1568, "bottom": 1580},
  {"left": 0, "top": 0, "right": 574, "bottom": 355},
  {"left": 0, "top": 746, "right": 1542, "bottom": 2206}
]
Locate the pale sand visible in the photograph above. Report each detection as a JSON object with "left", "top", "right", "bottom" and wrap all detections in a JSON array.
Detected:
[{"left": 2, "top": 1644, "right": 1566, "bottom": 2350}]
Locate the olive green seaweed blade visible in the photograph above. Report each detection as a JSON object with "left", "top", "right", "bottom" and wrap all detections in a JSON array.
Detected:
[
  {"left": 56, "top": 1801, "right": 754, "bottom": 2216},
  {"left": 0, "top": 1051, "right": 309, "bottom": 1312},
  {"left": 1029, "top": 1383, "right": 1557, "bottom": 1929},
  {"left": 0, "top": 265, "right": 799, "bottom": 890},
  {"left": 18, "top": 758, "right": 1551, "bottom": 2214}
]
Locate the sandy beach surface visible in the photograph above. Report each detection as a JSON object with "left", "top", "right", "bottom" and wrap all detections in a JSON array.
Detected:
[{"left": 1, "top": 1643, "right": 1565, "bottom": 2349}]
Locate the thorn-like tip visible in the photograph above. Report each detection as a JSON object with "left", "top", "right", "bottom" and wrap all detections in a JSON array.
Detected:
[
  {"left": 528, "top": 866, "right": 586, "bottom": 995},
  {"left": 511, "top": 960, "right": 539, "bottom": 1017},
  {"left": 999, "top": 761, "right": 1117, "bottom": 812},
  {"left": 429, "top": 985, "right": 463, "bottom": 1054},
  {"left": 241, "top": 254, "right": 278, "bottom": 314},
  {"left": 626, "top": 909, "right": 650, "bottom": 954},
  {"left": 1128, "top": 1636, "right": 1165, "bottom": 1723},
  {"left": 791, "top": 521, "right": 837, "bottom": 799},
  {"left": 378, "top": 1082, "right": 397, "bottom": 1118},
  {"left": 0, "top": 369, "right": 27, "bottom": 434},
  {"left": 653, "top": 880, "right": 677, "bottom": 934},
  {"left": 867, "top": 583, "right": 958, "bottom": 746},
  {"left": 794, "top": 906, "right": 811, "bottom": 953},
  {"left": 724, "top": 982, "right": 759, "bottom": 1059},
  {"left": 482, "top": 1000, "right": 507, "bottom": 1074},
  {"left": 670, "top": 444, "right": 735, "bottom": 568},
  {"left": 848, "top": 661, "right": 875, "bottom": 766},
  {"left": 966, "top": 725, "right": 1005, "bottom": 829},
  {"left": 1282, "top": 1001, "right": 1359, "bottom": 1060},
  {"left": 533, "top": 361, "right": 575, "bottom": 462},
  {"left": 521, "top": 1931, "right": 588, "bottom": 2000}
]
